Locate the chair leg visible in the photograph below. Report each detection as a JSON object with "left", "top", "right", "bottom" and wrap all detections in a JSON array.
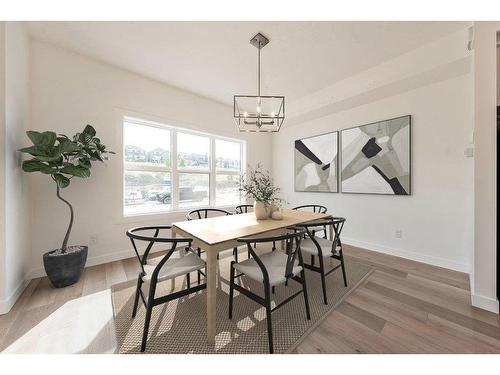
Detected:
[
  {"left": 141, "top": 282, "right": 157, "bottom": 352},
  {"left": 228, "top": 261, "right": 235, "bottom": 319},
  {"left": 311, "top": 255, "right": 315, "bottom": 266},
  {"left": 132, "top": 277, "right": 143, "bottom": 318},
  {"left": 197, "top": 248, "right": 202, "bottom": 285},
  {"left": 271, "top": 286, "right": 275, "bottom": 294},
  {"left": 300, "top": 270, "right": 311, "bottom": 320},
  {"left": 339, "top": 249, "right": 348, "bottom": 287},
  {"left": 318, "top": 256, "right": 328, "bottom": 305},
  {"left": 233, "top": 247, "right": 239, "bottom": 263},
  {"left": 186, "top": 272, "right": 191, "bottom": 289},
  {"left": 264, "top": 285, "right": 274, "bottom": 354}
]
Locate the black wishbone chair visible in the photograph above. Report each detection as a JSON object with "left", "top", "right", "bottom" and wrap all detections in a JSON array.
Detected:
[
  {"left": 186, "top": 208, "right": 233, "bottom": 220},
  {"left": 292, "top": 205, "right": 329, "bottom": 239},
  {"left": 234, "top": 204, "right": 257, "bottom": 257},
  {"left": 297, "top": 217, "right": 347, "bottom": 305},
  {"left": 186, "top": 208, "right": 242, "bottom": 280},
  {"left": 127, "top": 225, "right": 206, "bottom": 352},
  {"left": 235, "top": 204, "right": 253, "bottom": 214},
  {"left": 229, "top": 228, "right": 311, "bottom": 354}
]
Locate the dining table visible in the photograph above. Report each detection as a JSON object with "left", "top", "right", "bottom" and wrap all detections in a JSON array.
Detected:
[{"left": 171, "top": 207, "right": 331, "bottom": 346}]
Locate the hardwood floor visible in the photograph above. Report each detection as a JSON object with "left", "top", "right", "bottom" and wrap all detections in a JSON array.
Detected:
[{"left": 1, "top": 245, "right": 499, "bottom": 353}]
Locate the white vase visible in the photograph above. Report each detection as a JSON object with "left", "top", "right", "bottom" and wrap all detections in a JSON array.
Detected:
[
  {"left": 253, "top": 201, "right": 269, "bottom": 220},
  {"left": 271, "top": 207, "right": 283, "bottom": 220}
]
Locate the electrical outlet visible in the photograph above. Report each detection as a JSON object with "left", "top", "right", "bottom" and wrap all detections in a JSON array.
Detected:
[
  {"left": 395, "top": 229, "right": 402, "bottom": 239},
  {"left": 90, "top": 234, "right": 99, "bottom": 246}
]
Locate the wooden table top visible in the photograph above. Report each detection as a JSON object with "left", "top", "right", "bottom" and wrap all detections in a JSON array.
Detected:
[{"left": 172, "top": 208, "right": 329, "bottom": 245}]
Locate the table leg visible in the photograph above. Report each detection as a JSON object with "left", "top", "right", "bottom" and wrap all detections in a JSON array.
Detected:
[
  {"left": 329, "top": 225, "right": 334, "bottom": 266},
  {"left": 206, "top": 248, "right": 217, "bottom": 345}
]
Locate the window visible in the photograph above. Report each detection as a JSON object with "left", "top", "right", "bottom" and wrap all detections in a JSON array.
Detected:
[
  {"left": 215, "top": 139, "right": 242, "bottom": 206},
  {"left": 123, "top": 117, "right": 244, "bottom": 216}
]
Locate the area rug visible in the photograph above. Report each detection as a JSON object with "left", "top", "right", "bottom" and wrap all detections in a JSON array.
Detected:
[{"left": 111, "top": 251, "right": 372, "bottom": 354}]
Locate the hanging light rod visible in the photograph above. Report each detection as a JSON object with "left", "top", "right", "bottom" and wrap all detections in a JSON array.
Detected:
[{"left": 233, "top": 33, "right": 285, "bottom": 133}]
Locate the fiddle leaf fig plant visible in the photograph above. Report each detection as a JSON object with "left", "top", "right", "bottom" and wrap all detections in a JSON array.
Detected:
[{"left": 19, "top": 125, "right": 114, "bottom": 254}]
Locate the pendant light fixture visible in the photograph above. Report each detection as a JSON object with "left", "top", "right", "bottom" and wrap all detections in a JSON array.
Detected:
[{"left": 233, "top": 33, "right": 285, "bottom": 132}]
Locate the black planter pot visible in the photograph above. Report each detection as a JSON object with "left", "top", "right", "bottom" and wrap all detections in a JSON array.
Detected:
[{"left": 43, "top": 246, "right": 88, "bottom": 288}]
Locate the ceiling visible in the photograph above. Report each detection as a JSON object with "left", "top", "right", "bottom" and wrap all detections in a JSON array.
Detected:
[{"left": 26, "top": 21, "right": 468, "bottom": 106}]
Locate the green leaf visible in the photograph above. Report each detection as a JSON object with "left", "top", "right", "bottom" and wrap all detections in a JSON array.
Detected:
[
  {"left": 59, "top": 140, "right": 81, "bottom": 153},
  {"left": 78, "top": 157, "right": 91, "bottom": 168},
  {"left": 36, "top": 151, "right": 62, "bottom": 162},
  {"left": 83, "top": 124, "right": 96, "bottom": 137},
  {"left": 79, "top": 132, "right": 93, "bottom": 144},
  {"left": 57, "top": 134, "right": 70, "bottom": 141},
  {"left": 78, "top": 125, "right": 96, "bottom": 144},
  {"left": 22, "top": 159, "right": 48, "bottom": 172},
  {"left": 40, "top": 164, "right": 58, "bottom": 174},
  {"left": 26, "top": 131, "right": 56, "bottom": 149},
  {"left": 89, "top": 150, "right": 104, "bottom": 162},
  {"left": 61, "top": 165, "right": 91, "bottom": 178},
  {"left": 18, "top": 146, "right": 46, "bottom": 156},
  {"left": 53, "top": 173, "right": 70, "bottom": 188}
]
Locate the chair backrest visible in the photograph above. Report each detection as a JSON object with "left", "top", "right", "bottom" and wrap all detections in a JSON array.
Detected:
[
  {"left": 186, "top": 208, "right": 232, "bottom": 220},
  {"left": 298, "top": 217, "right": 346, "bottom": 256},
  {"left": 235, "top": 204, "right": 253, "bottom": 214},
  {"left": 293, "top": 204, "right": 328, "bottom": 214},
  {"left": 237, "top": 228, "right": 306, "bottom": 286},
  {"left": 126, "top": 225, "right": 192, "bottom": 276}
]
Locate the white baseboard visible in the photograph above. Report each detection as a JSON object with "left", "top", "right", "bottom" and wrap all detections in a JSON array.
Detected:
[
  {"left": 471, "top": 293, "right": 499, "bottom": 314},
  {"left": 0, "top": 277, "right": 32, "bottom": 314},
  {"left": 26, "top": 245, "right": 161, "bottom": 280},
  {"left": 342, "top": 237, "right": 470, "bottom": 273}
]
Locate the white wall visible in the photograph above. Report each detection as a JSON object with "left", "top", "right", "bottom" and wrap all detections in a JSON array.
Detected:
[
  {"left": 0, "top": 22, "right": 6, "bottom": 309},
  {"left": 0, "top": 22, "right": 32, "bottom": 314},
  {"left": 273, "top": 28, "right": 474, "bottom": 273},
  {"left": 26, "top": 40, "right": 272, "bottom": 278},
  {"left": 472, "top": 22, "right": 500, "bottom": 313}
]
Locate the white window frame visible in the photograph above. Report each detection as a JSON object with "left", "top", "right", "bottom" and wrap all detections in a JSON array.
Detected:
[{"left": 123, "top": 115, "right": 246, "bottom": 217}]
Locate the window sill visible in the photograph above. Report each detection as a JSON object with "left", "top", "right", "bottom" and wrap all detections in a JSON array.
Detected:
[{"left": 118, "top": 204, "right": 246, "bottom": 225}]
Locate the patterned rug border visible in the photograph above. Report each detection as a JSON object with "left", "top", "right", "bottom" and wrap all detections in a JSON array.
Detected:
[{"left": 110, "top": 257, "right": 373, "bottom": 354}]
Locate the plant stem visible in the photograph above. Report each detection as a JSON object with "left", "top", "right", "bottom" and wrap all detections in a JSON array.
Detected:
[{"left": 56, "top": 185, "right": 73, "bottom": 253}]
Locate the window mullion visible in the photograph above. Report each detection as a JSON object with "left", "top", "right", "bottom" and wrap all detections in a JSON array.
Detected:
[
  {"left": 172, "top": 129, "right": 179, "bottom": 211},
  {"left": 209, "top": 136, "right": 216, "bottom": 207}
]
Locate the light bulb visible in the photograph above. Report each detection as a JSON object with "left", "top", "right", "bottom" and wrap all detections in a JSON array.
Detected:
[
  {"left": 271, "top": 111, "right": 275, "bottom": 117},
  {"left": 257, "top": 106, "right": 261, "bottom": 114},
  {"left": 243, "top": 111, "right": 248, "bottom": 117}
]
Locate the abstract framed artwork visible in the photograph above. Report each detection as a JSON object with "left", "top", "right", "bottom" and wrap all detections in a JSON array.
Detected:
[
  {"left": 341, "top": 115, "right": 411, "bottom": 195},
  {"left": 294, "top": 131, "right": 338, "bottom": 192}
]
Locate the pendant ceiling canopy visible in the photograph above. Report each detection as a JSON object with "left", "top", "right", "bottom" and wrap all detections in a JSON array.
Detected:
[{"left": 233, "top": 33, "right": 285, "bottom": 133}]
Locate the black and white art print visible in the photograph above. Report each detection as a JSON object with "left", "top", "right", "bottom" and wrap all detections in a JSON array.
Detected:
[
  {"left": 341, "top": 115, "right": 411, "bottom": 195},
  {"left": 294, "top": 131, "right": 338, "bottom": 193}
]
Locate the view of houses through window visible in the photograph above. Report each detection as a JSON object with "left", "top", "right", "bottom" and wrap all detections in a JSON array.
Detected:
[{"left": 123, "top": 117, "right": 244, "bottom": 216}]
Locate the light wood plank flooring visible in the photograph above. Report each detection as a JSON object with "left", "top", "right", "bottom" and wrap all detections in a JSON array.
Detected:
[{"left": 1, "top": 245, "right": 499, "bottom": 353}]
